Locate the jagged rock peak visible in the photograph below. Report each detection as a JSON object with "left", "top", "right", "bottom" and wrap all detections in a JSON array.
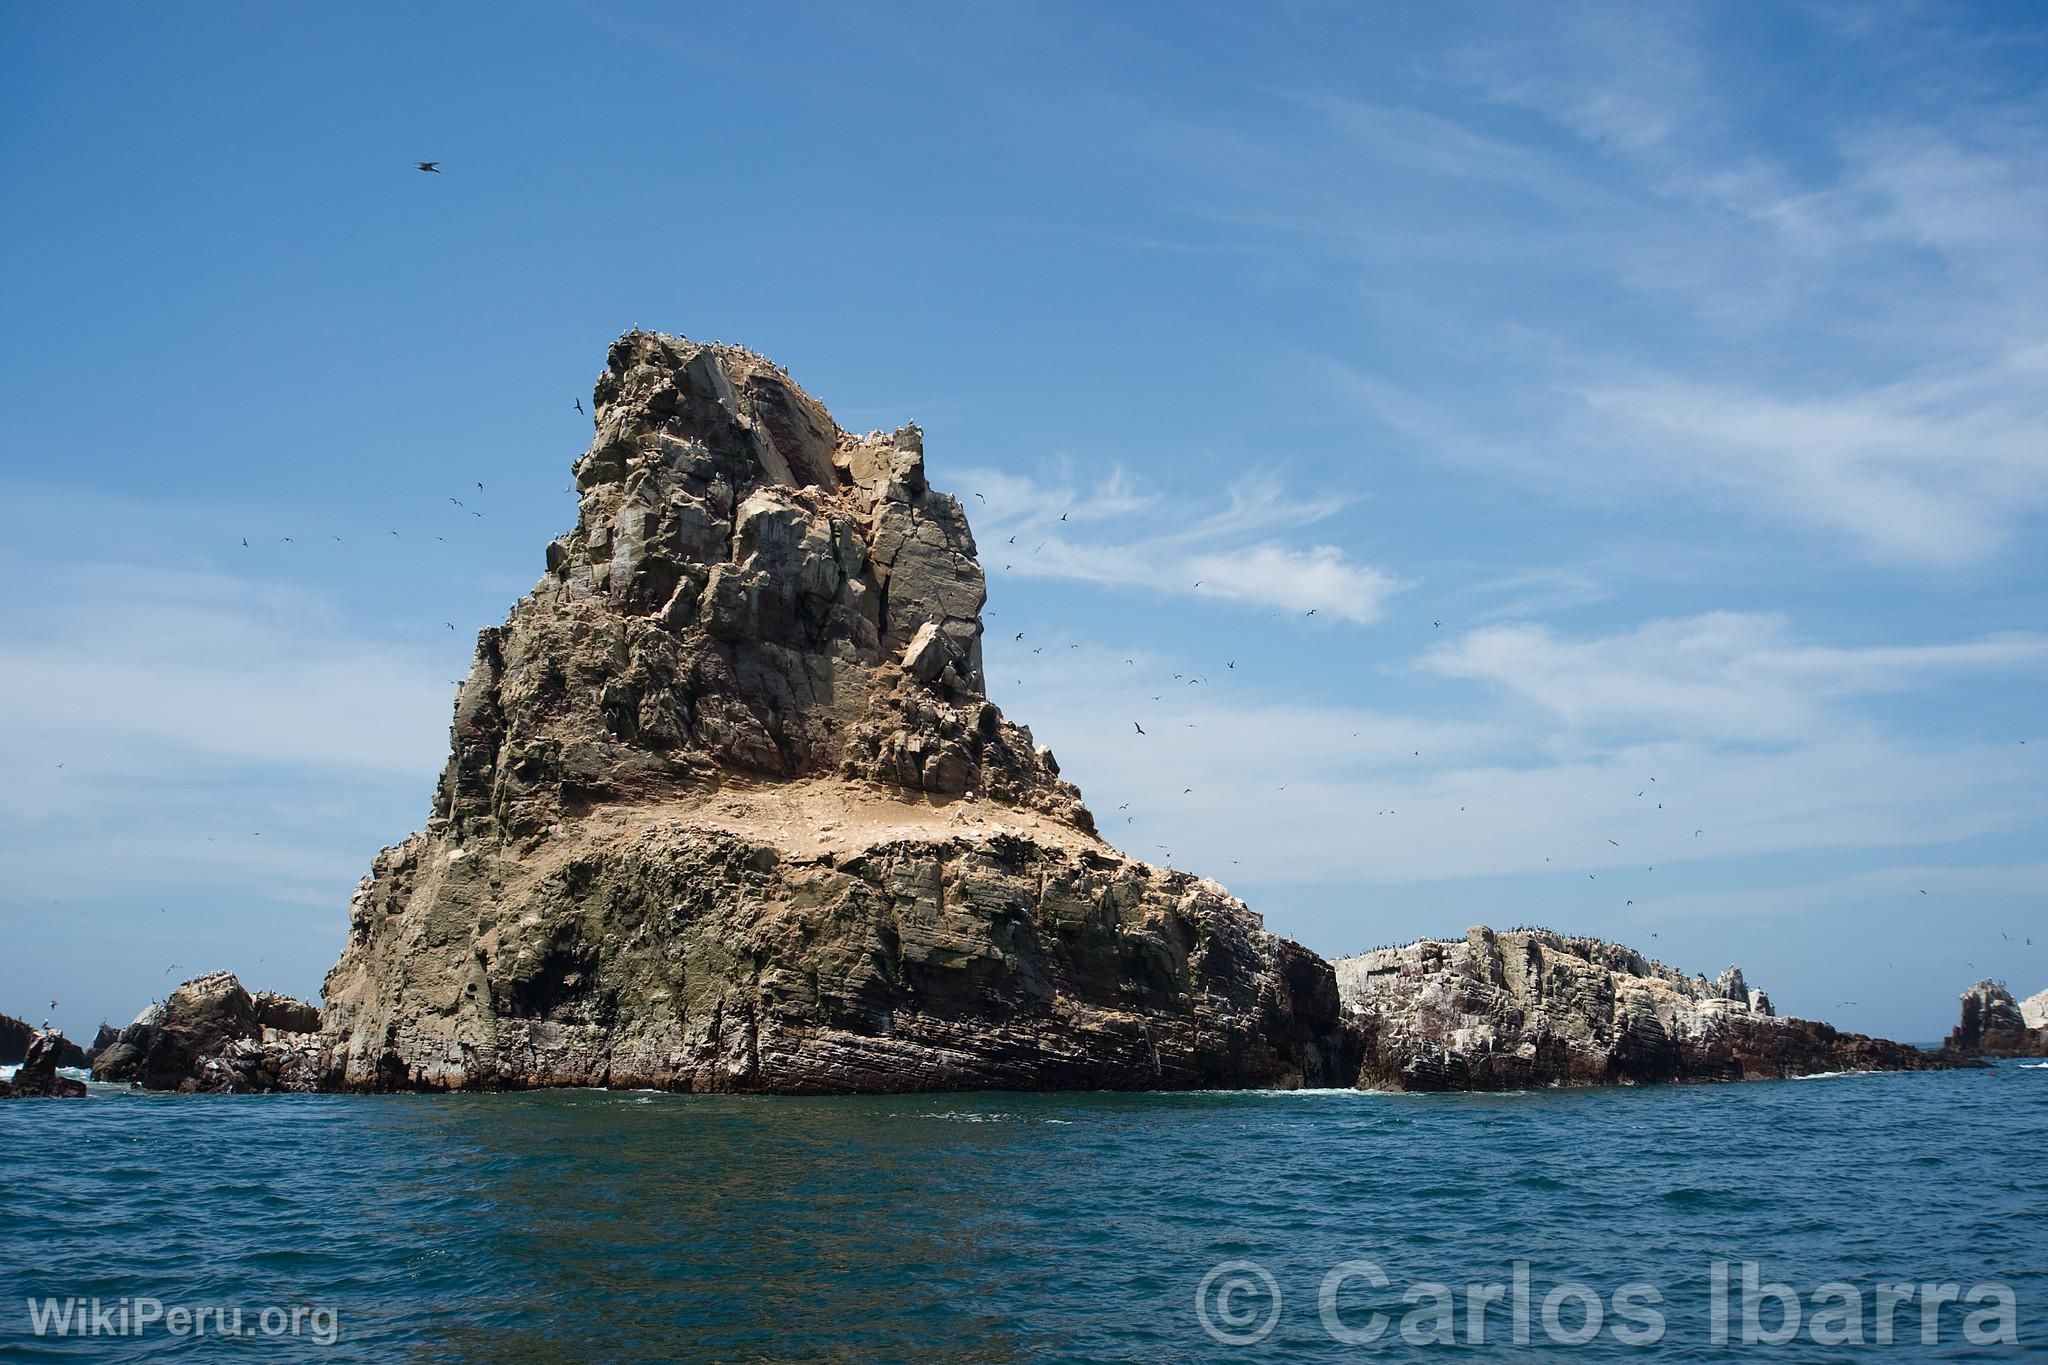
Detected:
[
  {"left": 434, "top": 329, "right": 1089, "bottom": 842},
  {"left": 1942, "top": 979, "right": 2048, "bottom": 1057}
]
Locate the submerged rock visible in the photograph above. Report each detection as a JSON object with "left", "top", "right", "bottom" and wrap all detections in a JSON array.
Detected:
[
  {"left": 1943, "top": 980, "right": 2048, "bottom": 1059},
  {"left": 1333, "top": 927, "right": 1956, "bottom": 1090}
]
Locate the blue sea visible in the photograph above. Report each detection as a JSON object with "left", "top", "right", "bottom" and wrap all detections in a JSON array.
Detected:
[{"left": 3, "top": 1065, "right": 2044, "bottom": 1361}]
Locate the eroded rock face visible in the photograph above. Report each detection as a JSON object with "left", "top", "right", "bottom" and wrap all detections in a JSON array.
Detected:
[
  {"left": 325, "top": 815, "right": 1345, "bottom": 1093},
  {"left": 318, "top": 332, "right": 1333, "bottom": 1093},
  {"left": 1943, "top": 980, "right": 2048, "bottom": 1058},
  {"left": 429, "top": 332, "right": 1086, "bottom": 844},
  {"left": 1334, "top": 928, "right": 1953, "bottom": 1090}
]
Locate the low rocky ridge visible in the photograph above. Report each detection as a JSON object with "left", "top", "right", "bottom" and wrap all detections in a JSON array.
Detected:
[
  {"left": 91, "top": 973, "right": 326, "bottom": 1093},
  {"left": 1942, "top": 980, "right": 2048, "bottom": 1059},
  {"left": 66, "top": 331, "right": 1966, "bottom": 1095},
  {"left": 1332, "top": 928, "right": 1955, "bottom": 1090}
]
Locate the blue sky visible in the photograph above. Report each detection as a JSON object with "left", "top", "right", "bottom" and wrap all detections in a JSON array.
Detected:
[{"left": 3, "top": 2, "right": 2044, "bottom": 1043}]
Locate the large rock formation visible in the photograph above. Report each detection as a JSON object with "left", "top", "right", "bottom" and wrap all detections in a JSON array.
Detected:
[
  {"left": 1333, "top": 928, "right": 1955, "bottom": 1090},
  {"left": 1942, "top": 980, "right": 2048, "bottom": 1058},
  {"left": 318, "top": 332, "right": 1343, "bottom": 1093},
  {"left": 112, "top": 332, "right": 1956, "bottom": 1097}
]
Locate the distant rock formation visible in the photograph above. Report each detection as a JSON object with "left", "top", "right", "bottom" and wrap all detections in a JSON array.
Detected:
[
  {"left": 85, "top": 1022, "right": 120, "bottom": 1062},
  {"left": 2023, "top": 988, "right": 2048, "bottom": 1032},
  {"left": 317, "top": 332, "right": 1339, "bottom": 1093},
  {"left": 1333, "top": 928, "right": 1955, "bottom": 1090},
  {"left": 1942, "top": 980, "right": 2048, "bottom": 1058},
  {"left": 92, "top": 973, "right": 325, "bottom": 1092}
]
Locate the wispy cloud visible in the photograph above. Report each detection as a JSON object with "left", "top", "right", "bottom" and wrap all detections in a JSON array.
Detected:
[
  {"left": 0, "top": 563, "right": 451, "bottom": 788},
  {"left": 1000, "top": 637, "right": 2046, "bottom": 889},
  {"left": 963, "top": 467, "right": 1405, "bottom": 623},
  {"left": 1418, "top": 612, "right": 2048, "bottom": 743}
]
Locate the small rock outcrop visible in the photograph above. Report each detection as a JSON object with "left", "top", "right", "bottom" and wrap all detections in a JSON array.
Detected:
[
  {"left": 1, "top": 1015, "right": 86, "bottom": 1072},
  {"left": 0, "top": 1032, "right": 88, "bottom": 1099},
  {"left": 1333, "top": 928, "right": 1956, "bottom": 1090},
  {"left": 1943, "top": 980, "right": 2048, "bottom": 1058},
  {"left": 2025, "top": 988, "right": 2048, "bottom": 1031},
  {"left": 92, "top": 973, "right": 328, "bottom": 1092}
]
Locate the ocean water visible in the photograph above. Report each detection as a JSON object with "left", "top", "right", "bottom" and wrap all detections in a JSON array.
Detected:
[{"left": 3, "top": 1067, "right": 2044, "bottom": 1361}]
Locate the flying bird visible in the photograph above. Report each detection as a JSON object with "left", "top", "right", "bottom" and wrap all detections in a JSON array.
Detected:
[
  {"left": 1133, "top": 722, "right": 1146, "bottom": 735},
  {"left": 1305, "top": 608, "right": 1317, "bottom": 616},
  {"left": 416, "top": 161, "right": 440, "bottom": 173}
]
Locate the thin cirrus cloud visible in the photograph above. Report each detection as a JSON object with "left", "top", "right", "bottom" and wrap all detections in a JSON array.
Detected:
[
  {"left": 1116, "top": 9, "right": 2048, "bottom": 573},
  {"left": 1574, "top": 351, "right": 2048, "bottom": 568},
  {"left": 961, "top": 467, "right": 1405, "bottom": 623},
  {"left": 1418, "top": 612, "right": 2048, "bottom": 744},
  {"left": 0, "top": 562, "right": 451, "bottom": 789}
]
